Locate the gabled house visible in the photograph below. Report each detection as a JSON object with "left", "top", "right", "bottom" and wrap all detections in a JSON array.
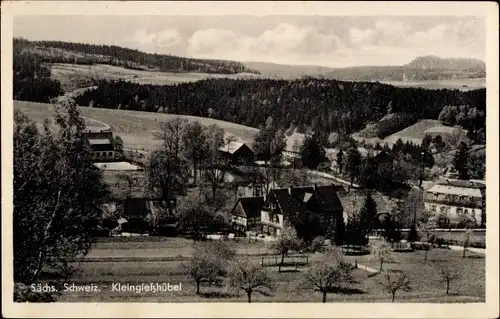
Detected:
[
  {"left": 260, "top": 185, "right": 344, "bottom": 237},
  {"left": 229, "top": 196, "right": 265, "bottom": 232},
  {"left": 218, "top": 141, "right": 254, "bottom": 164}
]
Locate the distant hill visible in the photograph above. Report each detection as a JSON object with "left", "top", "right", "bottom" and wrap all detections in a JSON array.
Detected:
[
  {"left": 14, "top": 38, "right": 260, "bottom": 75},
  {"left": 244, "top": 56, "right": 485, "bottom": 81},
  {"left": 324, "top": 56, "right": 485, "bottom": 82},
  {"left": 242, "top": 61, "right": 335, "bottom": 79}
]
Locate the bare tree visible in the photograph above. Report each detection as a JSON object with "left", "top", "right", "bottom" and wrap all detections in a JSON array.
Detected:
[
  {"left": 417, "top": 210, "right": 437, "bottom": 261},
  {"left": 227, "top": 258, "right": 274, "bottom": 303},
  {"left": 181, "top": 121, "right": 207, "bottom": 185},
  {"left": 147, "top": 118, "right": 190, "bottom": 201},
  {"left": 272, "top": 222, "right": 302, "bottom": 272},
  {"left": 438, "top": 263, "right": 461, "bottom": 295},
  {"left": 372, "top": 240, "right": 393, "bottom": 272},
  {"left": 378, "top": 271, "right": 411, "bottom": 302},
  {"left": 462, "top": 229, "right": 473, "bottom": 258},
  {"left": 182, "top": 242, "right": 234, "bottom": 294},
  {"left": 202, "top": 125, "right": 229, "bottom": 207},
  {"left": 302, "top": 247, "right": 354, "bottom": 303}
]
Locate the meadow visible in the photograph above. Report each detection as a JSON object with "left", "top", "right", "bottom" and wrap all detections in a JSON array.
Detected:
[
  {"left": 57, "top": 237, "right": 485, "bottom": 302},
  {"left": 51, "top": 63, "right": 265, "bottom": 92},
  {"left": 14, "top": 100, "right": 260, "bottom": 151}
]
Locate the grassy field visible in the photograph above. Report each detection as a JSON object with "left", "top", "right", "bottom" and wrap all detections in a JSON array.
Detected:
[
  {"left": 14, "top": 100, "right": 259, "bottom": 150},
  {"left": 383, "top": 119, "right": 444, "bottom": 146},
  {"left": 57, "top": 238, "right": 484, "bottom": 302},
  {"left": 51, "top": 63, "right": 265, "bottom": 92}
]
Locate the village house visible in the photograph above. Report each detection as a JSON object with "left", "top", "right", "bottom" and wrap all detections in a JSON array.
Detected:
[
  {"left": 424, "top": 178, "right": 486, "bottom": 227},
  {"left": 229, "top": 196, "right": 265, "bottom": 233},
  {"left": 218, "top": 141, "right": 254, "bottom": 165},
  {"left": 260, "top": 184, "right": 345, "bottom": 237},
  {"left": 83, "top": 130, "right": 116, "bottom": 161}
]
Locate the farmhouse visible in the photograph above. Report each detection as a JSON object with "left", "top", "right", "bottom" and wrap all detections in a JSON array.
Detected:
[
  {"left": 260, "top": 184, "right": 344, "bottom": 236},
  {"left": 218, "top": 141, "right": 254, "bottom": 164},
  {"left": 229, "top": 196, "right": 265, "bottom": 233},
  {"left": 424, "top": 178, "right": 486, "bottom": 227},
  {"left": 83, "top": 131, "right": 116, "bottom": 161}
]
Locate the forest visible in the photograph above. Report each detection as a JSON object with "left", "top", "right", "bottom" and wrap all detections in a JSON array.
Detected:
[
  {"left": 13, "top": 38, "right": 260, "bottom": 74},
  {"left": 74, "top": 78, "right": 486, "bottom": 144}
]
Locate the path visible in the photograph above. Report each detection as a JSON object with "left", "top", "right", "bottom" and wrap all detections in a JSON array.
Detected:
[
  {"left": 309, "top": 170, "right": 362, "bottom": 189},
  {"left": 448, "top": 245, "right": 485, "bottom": 255}
]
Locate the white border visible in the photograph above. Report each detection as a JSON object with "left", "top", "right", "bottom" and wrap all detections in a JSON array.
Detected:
[{"left": 2, "top": 2, "right": 499, "bottom": 318}]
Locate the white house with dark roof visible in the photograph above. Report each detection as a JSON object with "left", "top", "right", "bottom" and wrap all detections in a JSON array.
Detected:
[
  {"left": 424, "top": 178, "right": 486, "bottom": 227},
  {"left": 84, "top": 131, "right": 116, "bottom": 161}
]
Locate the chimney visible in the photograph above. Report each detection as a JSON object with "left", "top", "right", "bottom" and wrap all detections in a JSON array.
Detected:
[{"left": 288, "top": 186, "right": 293, "bottom": 196}]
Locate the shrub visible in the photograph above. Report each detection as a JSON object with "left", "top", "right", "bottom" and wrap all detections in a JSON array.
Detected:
[{"left": 309, "top": 236, "right": 326, "bottom": 253}]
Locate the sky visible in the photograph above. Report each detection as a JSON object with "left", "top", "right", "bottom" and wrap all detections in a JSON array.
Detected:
[{"left": 14, "top": 15, "right": 485, "bottom": 68}]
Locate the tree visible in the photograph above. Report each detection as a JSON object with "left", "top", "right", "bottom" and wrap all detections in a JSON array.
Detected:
[
  {"left": 336, "top": 149, "right": 344, "bottom": 174},
  {"left": 177, "top": 188, "right": 214, "bottom": 240},
  {"left": 438, "top": 263, "right": 461, "bottom": 295},
  {"left": 359, "top": 192, "right": 379, "bottom": 238},
  {"left": 14, "top": 99, "right": 109, "bottom": 285},
  {"left": 453, "top": 142, "right": 470, "bottom": 180},
  {"left": 378, "top": 271, "right": 411, "bottom": 302},
  {"left": 278, "top": 168, "right": 310, "bottom": 188},
  {"left": 345, "top": 147, "right": 362, "bottom": 188},
  {"left": 113, "top": 135, "right": 124, "bottom": 157},
  {"left": 461, "top": 229, "right": 474, "bottom": 258},
  {"left": 182, "top": 244, "right": 230, "bottom": 295},
  {"left": 302, "top": 247, "right": 354, "bottom": 303},
  {"left": 300, "top": 134, "right": 327, "bottom": 169},
  {"left": 181, "top": 121, "right": 207, "bottom": 185},
  {"left": 417, "top": 210, "right": 437, "bottom": 261},
  {"left": 147, "top": 118, "right": 190, "bottom": 201},
  {"left": 289, "top": 211, "right": 322, "bottom": 244},
  {"left": 272, "top": 222, "right": 302, "bottom": 272},
  {"left": 227, "top": 258, "right": 274, "bottom": 303},
  {"left": 201, "top": 125, "right": 229, "bottom": 206},
  {"left": 254, "top": 127, "right": 286, "bottom": 195},
  {"left": 372, "top": 240, "right": 393, "bottom": 272}
]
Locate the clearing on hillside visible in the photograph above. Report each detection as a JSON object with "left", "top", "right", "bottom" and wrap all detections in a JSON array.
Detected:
[
  {"left": 14, "top": 100, "right": 259, "bottom": 151},
  {"left": 384, "top": 119, "right": 444, "bottom": 146},
  {"left": 51, "top": 63, "right": 265, "bottom": 92}
]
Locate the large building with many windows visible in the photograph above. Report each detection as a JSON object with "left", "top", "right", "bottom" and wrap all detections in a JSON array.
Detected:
[{"left": 424, "top": 178, "right": 486, "bottom": 227}]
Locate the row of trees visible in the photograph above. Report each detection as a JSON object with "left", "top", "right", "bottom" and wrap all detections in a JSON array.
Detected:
[
  {"left": 72, "top": 78, "right": 486, "bottom": 143},
  {"left": 14, "top": 38, "right": 260, "bottom": 75},
  {"left": 183, "top": 238, "right": 463, "bottom": 303},
  {"left": 14, "top": 98, "right": 109, "bottom": 285},
  {"left": 13, "top": 41, "right": 63, "bottom": 102}
]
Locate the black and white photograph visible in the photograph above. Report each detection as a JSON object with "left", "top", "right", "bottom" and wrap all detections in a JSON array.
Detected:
[{"left": 1, "top": 1, "right": 498, "bottom": 318}]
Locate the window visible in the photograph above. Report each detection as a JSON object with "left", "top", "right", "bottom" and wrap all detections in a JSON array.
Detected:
[
  {"left": 431, "top": 205, "right": 437, "bottom": 212},
  {"left": 108, "top": 151, "right": 112, "bottom": 157}
]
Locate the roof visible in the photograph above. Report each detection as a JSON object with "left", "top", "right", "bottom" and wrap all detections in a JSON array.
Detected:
[
  {"left": 219, "top": 141, "right": 246, "bottom": 154},
  {"left": 426, "top": 184, "right": 483, "bottom": 198},
  {"left": 267, "top": 185, "right": 344, "bottom": 217},
  {"left": 88, "top": 138, "right": 112, "bottom": 145},
  {"left": 231, "top": 196, "right": 265, "bottom": 218}
]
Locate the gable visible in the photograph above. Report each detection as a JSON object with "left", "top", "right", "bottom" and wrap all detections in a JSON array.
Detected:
[{"left": 269, "top": 185, "right": 344, "bottom": 217}]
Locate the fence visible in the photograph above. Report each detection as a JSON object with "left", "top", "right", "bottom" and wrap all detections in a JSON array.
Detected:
[{"left": 260, "top": 255, "right": 309, "bottom": 267}]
